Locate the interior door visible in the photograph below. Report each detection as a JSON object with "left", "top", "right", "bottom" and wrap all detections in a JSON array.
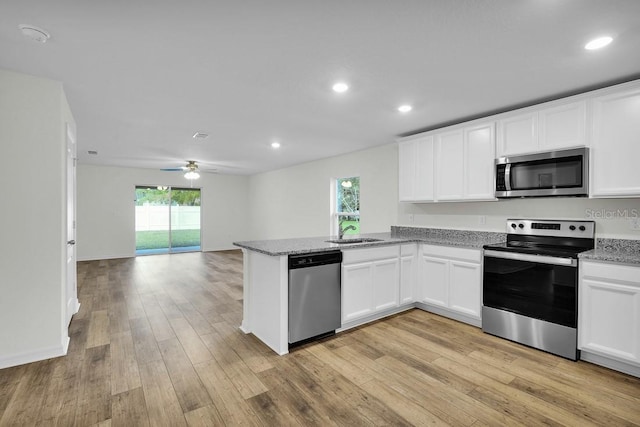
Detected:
[{"left": 65, "top": 123, "right": 79, "bottom": 325}]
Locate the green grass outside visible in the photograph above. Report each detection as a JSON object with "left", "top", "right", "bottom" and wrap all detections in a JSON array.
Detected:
[{"left": 136, "top": 229, "right": 201, "bottom": 250}]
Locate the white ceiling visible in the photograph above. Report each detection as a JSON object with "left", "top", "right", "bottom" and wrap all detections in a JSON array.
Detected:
[{"left": 2, "top": 1, "right": 640, "bottom": 175}]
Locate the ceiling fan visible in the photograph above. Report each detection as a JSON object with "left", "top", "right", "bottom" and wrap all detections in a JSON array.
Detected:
[{"left": 161, "top": 160, "right": 206, "bottom": 179}]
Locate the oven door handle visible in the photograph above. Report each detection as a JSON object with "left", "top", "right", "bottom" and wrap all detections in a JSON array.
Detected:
[{"left": 484, "top": 250, "right": 577, "bottom": 267}]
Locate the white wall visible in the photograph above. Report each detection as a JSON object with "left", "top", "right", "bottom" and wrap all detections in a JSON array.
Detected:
[
  {"left": 398, "top": 193, "right": 640, "bottom": 239},
  {"left": 0, "top": 69, "right": 72, "bottom": 367},
  {"left": 77, "top": 165, "right": 250, "bottom": 260},
  {"left": 248, "top": 144, "right": 398, "bottom": 240},
  {"left": 247, "top": 138, "right": 639, "bottom": 241}
]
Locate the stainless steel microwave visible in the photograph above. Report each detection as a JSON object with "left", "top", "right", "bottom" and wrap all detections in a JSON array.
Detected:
[{"left": 495, "top": 147, "right": 589, "bottom": 198}]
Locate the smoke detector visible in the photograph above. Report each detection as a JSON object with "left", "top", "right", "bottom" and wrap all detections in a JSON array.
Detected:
[{"left": 19, "top": 24, "right": 51, "bottom": 43}]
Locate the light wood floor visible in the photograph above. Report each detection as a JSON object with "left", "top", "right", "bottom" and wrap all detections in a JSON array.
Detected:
[{"left": 1, "top": 250, "right": 639, "bottom": 426}]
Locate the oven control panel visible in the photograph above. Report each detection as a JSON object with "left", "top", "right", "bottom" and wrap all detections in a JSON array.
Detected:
[{"left": 507, "top": 219, "right": 595, "bottom": 238}]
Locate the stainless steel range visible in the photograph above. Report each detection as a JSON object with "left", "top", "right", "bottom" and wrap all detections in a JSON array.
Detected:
[{"left": 482, "top": 219, "right": 595, "bottom": 360}]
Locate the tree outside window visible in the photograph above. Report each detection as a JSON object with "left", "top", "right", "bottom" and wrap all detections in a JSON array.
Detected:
[{"left": 335, "top": 177, "right": 360, "bottom": 235}]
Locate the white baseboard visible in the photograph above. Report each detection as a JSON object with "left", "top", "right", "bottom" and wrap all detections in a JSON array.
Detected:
[
  {"left": 414, "top": 302, "right": 482, "bottom": 328},
  {"left": 338, "top": 304, "right": 415, "bottom": 332},
  {"left": 61, "top": 335, "right": 70, "bottom": 355},
  {"left": 0, "top": 339, "right": 69, "bottom": 369},
  {"left": 580, "top": 351, "right": 640, "bottom": 378},
  {"left": 77, "top": 253, "right": 134, "bottom": 261},
  {"left": 202, "top": 245, "right": 239, "bottom": 252}
]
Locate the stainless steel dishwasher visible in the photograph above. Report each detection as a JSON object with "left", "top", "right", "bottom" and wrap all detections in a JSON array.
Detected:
[{"left": 288, "top": 251, "right": 342, "bottom": 345}]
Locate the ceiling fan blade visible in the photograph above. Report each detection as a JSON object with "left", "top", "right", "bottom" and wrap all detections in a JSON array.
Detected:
[{"left": 160, "top": 168, "right": 184, "bottom": 171}]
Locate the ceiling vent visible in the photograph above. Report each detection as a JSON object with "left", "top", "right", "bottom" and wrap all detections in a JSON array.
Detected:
[{"left": 192, "top": 132, "right": 209, "bottom": 140}]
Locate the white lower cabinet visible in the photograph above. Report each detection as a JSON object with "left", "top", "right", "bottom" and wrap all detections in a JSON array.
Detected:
[
  {"left": 342, "top": 262, "right": 375, "bottom": 322},
  {"left": 417, "top": 244, "right": 482, "bottom": 326},
  {"left": 373, "top": 258, "right": 400, "bottom": 311},
  {"left": 399, "top": 244, "right": 417, "bottom": 305},
  {"left": 342, "top": 246, "right": 400, "bottom": 324},
  {"left": 419, "top": 256, "right": 448, "bottom": 307},
  {"left": 579, "top": 261, "right": 640, "bottom": 375},
  {"left": 449, "top": 260, "right": 482, "bottom": 318}
]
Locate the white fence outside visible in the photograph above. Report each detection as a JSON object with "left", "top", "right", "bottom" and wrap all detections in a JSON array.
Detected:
[{"left": 135, "top": 205, "right": 201, "bottom": 231}]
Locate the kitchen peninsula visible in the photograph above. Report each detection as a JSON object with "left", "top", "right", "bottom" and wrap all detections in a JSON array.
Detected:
[{"left": 234, "top": 227, "right": 505, "bottom": 355}]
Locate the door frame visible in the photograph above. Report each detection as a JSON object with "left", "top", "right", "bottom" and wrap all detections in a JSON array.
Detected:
[{"left": 65, "top": 122, "right": 80, "bottom": 327}]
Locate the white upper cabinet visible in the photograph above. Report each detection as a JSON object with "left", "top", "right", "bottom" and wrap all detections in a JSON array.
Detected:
[
  {"left": 436, "top": 122, "right": 495, "bottom": 201},
  {"left": 590, "top": 85, "right": 640, "bottom": 197},
  {"left": 497, "top": 112, "right": 538, "bottom": 156},
  {"left": 497, "top": 100, "right": 587, "bottom": 157},
  {"left": 398, "top": 139, "right": 416, "bottom": 201},
  {"left": 398, "top": 135, "right": 435, "bottom": 202},
  {"left": 399, "top": 79, "right": 640, "bottom": 202},
  {"left": 415, "top": 136, "right": 436, "bottom": 201},
  {"left": 464, "top": 123, "right": 496, "bottom": 200},
  {"left": 436, "top": 129, "right": 464, "bottom": 200},
  {"left": 399, "top": 122, "right": 495, "bottom": 203},
  {"left": 539, "top": 101, "right": 587, "bottom": 151}
]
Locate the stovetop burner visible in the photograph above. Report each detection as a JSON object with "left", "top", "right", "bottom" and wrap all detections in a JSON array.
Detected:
[{"left": 483, "top": 219, "right": 596, "bottom": 259}]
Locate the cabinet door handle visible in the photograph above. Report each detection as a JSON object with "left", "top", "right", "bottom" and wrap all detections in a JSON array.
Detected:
[{"left": 67, "top": 240, "right": 76, "bottom": 245}]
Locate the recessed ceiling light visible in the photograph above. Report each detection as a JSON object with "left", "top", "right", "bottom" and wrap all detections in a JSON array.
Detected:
[
  {"left": 332, "top": 82, "right": 349, "bottom": 93},
  {"left": 18, "top": 24, "right": 50, "bottom": 43},
  {"left": 398, "top": 105, "right": 413, "bottom": 113},
  {"left": 271, "top": 142, "right": 281, "bottom": 149},
  {"left": 584, "top": 36, "right": 613, "bottom": 50}
]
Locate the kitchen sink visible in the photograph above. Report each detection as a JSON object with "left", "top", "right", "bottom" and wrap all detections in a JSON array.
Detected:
[{"left": 326, "top": 238, "right": 383, "bottom": 244}]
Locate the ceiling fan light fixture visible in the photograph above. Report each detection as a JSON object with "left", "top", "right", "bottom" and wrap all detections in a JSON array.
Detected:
[
  {"left": 184, "top": 160, "right": 200, "bottom": 179},
  {"left": 184, "top": 170, "right": 200, "bottom": 180}
]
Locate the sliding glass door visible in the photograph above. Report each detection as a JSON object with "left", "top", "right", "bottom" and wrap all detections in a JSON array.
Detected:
[
  {"left": 169, "top": 188, "right": 201, "bottom": 252},
  {"left": 135, "top": 186, "right": 201, "bottom": 255}
]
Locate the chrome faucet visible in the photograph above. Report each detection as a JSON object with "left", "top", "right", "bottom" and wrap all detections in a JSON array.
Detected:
[{"left": 339, "top": 222, "right": 357, "bottom": 239}]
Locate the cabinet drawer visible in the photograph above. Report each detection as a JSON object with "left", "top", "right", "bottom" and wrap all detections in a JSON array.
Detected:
[
  {"left": 421, "top": 244, "right": 481, "bottom": 263},
  {"left": 342, "top": 245, "right": 400, "bottom": 264},
  {"left": 581, "top": 261, "right": 640, "bottom": 285}
]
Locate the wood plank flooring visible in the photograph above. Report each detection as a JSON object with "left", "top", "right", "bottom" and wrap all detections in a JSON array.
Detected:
[{"left": 1, "top": 250, "right": 639, "bottom": 426}]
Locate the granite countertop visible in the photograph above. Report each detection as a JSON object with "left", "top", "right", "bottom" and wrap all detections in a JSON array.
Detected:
[
  {"left": 579, "top": 238, "right": 640, "bottom": 266},
  {"left": 233, "top": 227, "right": 506, "bottom": 256}
]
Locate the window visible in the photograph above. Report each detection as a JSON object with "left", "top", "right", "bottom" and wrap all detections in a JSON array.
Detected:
[{"left": 333, "top": 177, "right": 360, "bottom": 236}]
